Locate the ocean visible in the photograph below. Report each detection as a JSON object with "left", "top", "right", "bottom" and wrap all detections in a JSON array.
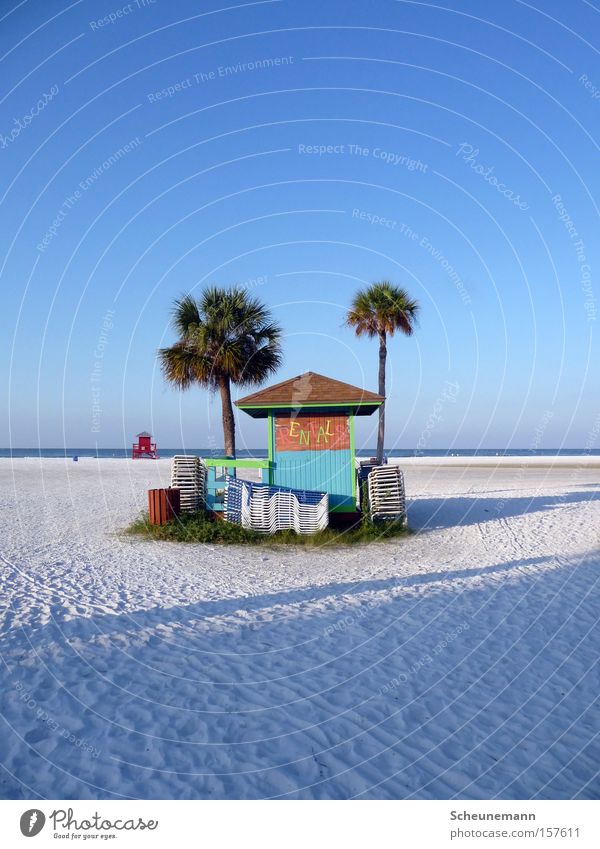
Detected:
[{"left": 2, "top": 448, "right": 599, "bottom": 459}]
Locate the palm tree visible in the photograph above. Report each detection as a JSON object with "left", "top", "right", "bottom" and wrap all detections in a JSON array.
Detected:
[
  {"left": 346, "top": 281, "right": 419, "bottom": 464},
  {"left": 159, "top": 287, "right": 282, "bottom": 457}
]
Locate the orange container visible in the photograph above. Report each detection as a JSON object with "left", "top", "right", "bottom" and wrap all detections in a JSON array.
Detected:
[{"left": 148, "top": 487, "right": 180, "bottom": 526}]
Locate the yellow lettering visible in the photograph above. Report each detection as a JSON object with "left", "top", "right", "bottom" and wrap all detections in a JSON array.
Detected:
[
  {"left": 289, "top": 420, "right": 300, "bottom": 438},
  {"left": 299, "top": 429, "right": 311, "bottom": 445},
  {"left": 317, "top": 426, "right": 329, "bottom": 444},
  {"left": 325, "top": 419, "right": 333, "bottom": 436}
]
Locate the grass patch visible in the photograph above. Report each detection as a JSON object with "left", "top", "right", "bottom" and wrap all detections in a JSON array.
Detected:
[{"left": 123, "top": 511, "right": 410, "bottom": 547}]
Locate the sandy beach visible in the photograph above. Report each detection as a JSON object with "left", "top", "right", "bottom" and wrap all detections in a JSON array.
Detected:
[{"left": 1, "top": 457, "right": 598, "bottom": 799}]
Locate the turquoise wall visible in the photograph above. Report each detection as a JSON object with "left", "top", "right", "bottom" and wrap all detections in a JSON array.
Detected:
[
  {"left": 269, "top": 416, "right": 355, "bottom": 509},
  {"left": 205, "top": 465, "right": 233, "bottom": 511}
]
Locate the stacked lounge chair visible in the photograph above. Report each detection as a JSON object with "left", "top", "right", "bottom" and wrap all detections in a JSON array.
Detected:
[
  {"left": 367, "top": 465, "right": 406, "bottom": 522},
  {"left": 225, "top": 478, "right": 328, "bottom": 535},
  {"left": 170, "top": 455, "right": 206, "bottom": 512}
]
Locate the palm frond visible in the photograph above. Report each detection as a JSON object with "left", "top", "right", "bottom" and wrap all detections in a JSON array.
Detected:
[
  {"left": 346, "top": 281, "right": 419, "bottom": 338},
  {"left": 159, "top": 287, "right": 283, "bottom": 391},
  {"left": 170, "top": 294, "right": 201, "bottom": 338},
  {"left": 158, "top": 341, "right": 211, "bottom": 390}
]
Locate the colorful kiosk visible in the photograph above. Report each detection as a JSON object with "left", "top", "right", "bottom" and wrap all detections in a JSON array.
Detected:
[{"left": 219, "top": 372, "right": 384, "bottom": 518}]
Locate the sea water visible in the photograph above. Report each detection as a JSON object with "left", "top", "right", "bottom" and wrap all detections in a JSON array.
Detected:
[{"left": 2, "top": 448, "right": 599, "bottom": 459}]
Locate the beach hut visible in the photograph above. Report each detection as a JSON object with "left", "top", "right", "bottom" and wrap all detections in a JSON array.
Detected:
[
  {"left": 132, "top": 431, "right": 158, "bottom": 459},
  {"left": 235, "top": 372, "right": 384, "bottom": 517}
]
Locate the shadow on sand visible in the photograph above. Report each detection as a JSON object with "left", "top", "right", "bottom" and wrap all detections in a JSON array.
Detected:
[
  {"left": 8, "top": 551, "right": 600, "bottom": 650},
  {"left": 407, "top": 489, "right": 599, "bottom": 531}
]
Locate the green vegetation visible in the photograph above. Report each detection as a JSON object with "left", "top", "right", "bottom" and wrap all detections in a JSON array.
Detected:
[{"left": 123, "top": 511, "right": 410, "bottom": 547}]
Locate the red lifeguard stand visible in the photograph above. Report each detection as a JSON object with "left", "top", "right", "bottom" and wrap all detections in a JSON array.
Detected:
[{"left": 132, "top": 431, "right": 158, "bottom": 459}]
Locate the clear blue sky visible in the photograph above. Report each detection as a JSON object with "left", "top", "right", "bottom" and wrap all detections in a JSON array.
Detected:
[{"left": 0, "top": 0, "right": 598, "bottom": 451}]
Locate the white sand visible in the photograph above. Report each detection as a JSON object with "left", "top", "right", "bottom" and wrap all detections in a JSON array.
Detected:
[
  {"left": 0, "top": 457, "right": 599, "bottom": 800},
  {"left": 393, "top": 455, "right": 600, "bottom": 467}
]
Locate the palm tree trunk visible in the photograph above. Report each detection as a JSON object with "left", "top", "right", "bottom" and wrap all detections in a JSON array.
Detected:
[
  {"left": 376, "top": 332, "right": 387, "bottom": 464},
  {"left": 219, "top": 376, "right": 236, "bottom": 457}
]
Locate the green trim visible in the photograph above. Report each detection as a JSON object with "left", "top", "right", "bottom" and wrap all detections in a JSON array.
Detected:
[
  {"left": 349, "top": 414, "right": 356, "bottom": 504},
  {"left": 238, "top": 400, "right": 382, "bottom": 409},
  {"left": 267, "top": 414, "right": 274, "bottom": 462},
  {"left": 267, "top": 414, "right": 274, "bottom": 484},
  {"left": 202, "top": 458, "right": 270, "bottom": 469}
]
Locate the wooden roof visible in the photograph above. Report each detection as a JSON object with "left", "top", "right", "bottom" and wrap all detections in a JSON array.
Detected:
[{"left": 236, "top": 372, "right": 384, "bottom": 417}]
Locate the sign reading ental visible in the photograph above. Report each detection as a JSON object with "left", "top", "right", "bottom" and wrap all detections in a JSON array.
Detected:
[{"left": 275, "top": 416, "right": 350, "bottom": 451}]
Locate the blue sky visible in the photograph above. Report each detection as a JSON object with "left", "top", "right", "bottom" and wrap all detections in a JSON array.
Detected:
[{"left": 0, "top": 0, "right": 598, "bottom": 450}]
